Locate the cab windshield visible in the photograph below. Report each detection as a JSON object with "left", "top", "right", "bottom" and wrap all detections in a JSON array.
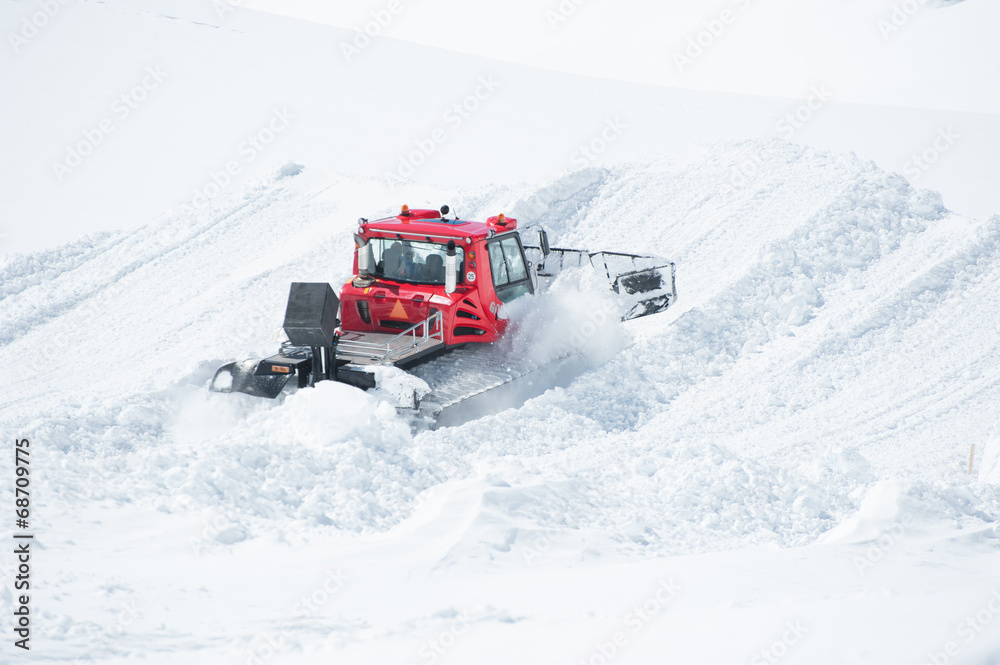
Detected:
[{"left": 370, "top": 238, "right": 464, "bottom": 285}]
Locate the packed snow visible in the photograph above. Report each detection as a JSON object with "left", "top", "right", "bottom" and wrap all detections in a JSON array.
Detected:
[
  {"left": 2, "top": 0, "right": 999, "bottom": 663},
  {"left": 2, "top": 138, "right": 1000, "bottom": 663}
]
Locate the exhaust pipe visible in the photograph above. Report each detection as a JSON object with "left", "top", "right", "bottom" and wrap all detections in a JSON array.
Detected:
[
  {"left": 445, "top": 240, "right": 457, "bottom": 293},
  {"left": 353, "top": 233, "right": 375, "bottom": 287}
]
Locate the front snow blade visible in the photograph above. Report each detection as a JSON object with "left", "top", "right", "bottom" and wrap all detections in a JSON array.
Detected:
[
  {"left": 602, "top": 259, "right": 676, "bottom": 321},
  {"left": 210, "top": 359, "right": 291, "bottom": 399},
  {"left": 526, "top": 245, "right": 677, "bottom": 321}
]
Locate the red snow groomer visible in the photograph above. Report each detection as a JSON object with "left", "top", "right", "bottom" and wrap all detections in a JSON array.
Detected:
[{"left": 211, "top": 205, "right": 675, "bottom": 426}]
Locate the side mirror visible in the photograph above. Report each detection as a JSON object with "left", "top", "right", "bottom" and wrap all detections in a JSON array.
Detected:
[
  {"left": 353, "top": 233, "right": 375, "bottom": 287},
  {"left": 538, "top": 229, "right": 551, "bottom": 256}
]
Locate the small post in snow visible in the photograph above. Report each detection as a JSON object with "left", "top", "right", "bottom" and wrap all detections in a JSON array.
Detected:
[{"left": 968, "top": 444, "right": 976, "bottom": 475}]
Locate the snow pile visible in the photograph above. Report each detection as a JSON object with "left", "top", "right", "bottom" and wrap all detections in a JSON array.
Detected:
[
  {"left": 417, "top": 143, "right": 1000, "bottom": 559},
  {"left": 0, "top": 138, "right": 998, "bottom": 664},
  {"left": 169, "top": 382, "right": 424, "bottom": 532},
  {"left": 28, "top": 382, "right": 437, "bottom": 539},
  {"left": 1, "top": 141, "right": 997, "bottom": 561},
  {"left": 819, "top": 479, "right": 982, "bottom": 545},
  {"left": 3, "top": 1, "right": 999, "bottom": 657},
  {"left": 522, "top": 162, "right": 945, "bottom": 431},
  {"left": 368, "top": 365, "right": 431, "bottom": 409}
]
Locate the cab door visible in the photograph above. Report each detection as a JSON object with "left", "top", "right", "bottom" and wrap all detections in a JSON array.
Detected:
[{"left": 486, "top": 233, "right": 534, "bottom": 303}]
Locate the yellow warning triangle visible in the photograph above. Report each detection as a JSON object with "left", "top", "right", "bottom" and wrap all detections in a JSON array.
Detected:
[{"left": 389, "top": 299, "right": 408, "bottom": 320}]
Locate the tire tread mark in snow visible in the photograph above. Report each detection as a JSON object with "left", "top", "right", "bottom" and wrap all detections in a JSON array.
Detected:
[{"left": 0, "top": 187, "right": 289, "bottom": 347}]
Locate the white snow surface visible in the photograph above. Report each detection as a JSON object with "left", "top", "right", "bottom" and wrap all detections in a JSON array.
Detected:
[
  {"left": 1, "top": 141, "right": 1000, "bottom": 663},
  {"left": 246, "top": 0, "right": 1000, "bottom": 113},
  {"left": 3, "top": 1, "right": 1000, "bottom": 661},
  {"left": 3, "top": 0, "right": 1000, "bottom": 255}
]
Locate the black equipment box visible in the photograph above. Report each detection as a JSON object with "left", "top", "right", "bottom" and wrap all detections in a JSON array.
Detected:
[{"left": 283, "top": 282, "right": 340, "bottom": 347}]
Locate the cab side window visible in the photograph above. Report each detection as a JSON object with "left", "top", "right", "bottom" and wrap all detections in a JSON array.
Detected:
[
  {"left": 487, "top": 234, "right": 533, "bottom": 302},
  {"left": 488, "top": 242, "right": 509, "bottom": 284}
]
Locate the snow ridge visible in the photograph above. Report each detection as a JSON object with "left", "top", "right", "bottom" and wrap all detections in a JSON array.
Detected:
[{"left": 1, "top": 142, "right": 996, "bottom": 561}]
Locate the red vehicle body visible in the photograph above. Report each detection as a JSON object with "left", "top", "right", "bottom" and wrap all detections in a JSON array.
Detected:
[
  {"left": 210, "top": 203, "right": 675, "bottom": 403},
  {"left": 340, "top": 206, "right": 534, "bottom": 349}
]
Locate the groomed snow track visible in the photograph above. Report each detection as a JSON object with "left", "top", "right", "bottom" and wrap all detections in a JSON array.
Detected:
[
  {"left": 407, "top": 345, "right": 591, "bottom": 429},
  {"left": 3, "top": 143, "right": 1000, "bottom": 664}
]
